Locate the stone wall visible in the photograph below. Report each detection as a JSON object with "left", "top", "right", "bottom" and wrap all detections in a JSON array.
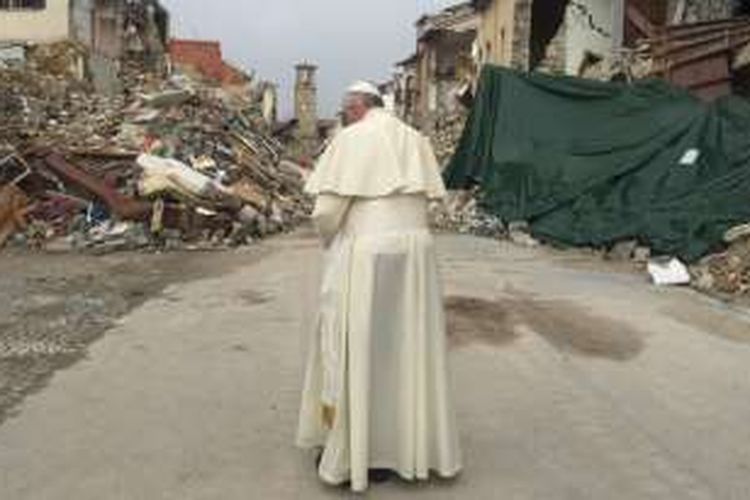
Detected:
[
  {"left": 430, "top": 109, "right": 469, "bottom": 167},
  {"left": 475, "top": 0, "right": 517, "bottom": 67}
]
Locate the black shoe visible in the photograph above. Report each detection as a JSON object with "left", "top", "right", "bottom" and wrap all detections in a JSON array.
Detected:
[{"left": 368, "top": 468, "right": 393, "bottom": 484}]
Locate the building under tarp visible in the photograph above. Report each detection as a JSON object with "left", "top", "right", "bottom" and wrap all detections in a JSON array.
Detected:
[{"left": 444, "top": 65, "right": 750, "bottom": 262}]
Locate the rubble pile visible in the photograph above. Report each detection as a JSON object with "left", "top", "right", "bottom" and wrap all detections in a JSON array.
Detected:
[
  {"left": 432, "top": 189, "right": 750, "bottom": 298},
  {"left": 0, "top": 41, "right": 96, "bottom": 149},
  {"left": 579, "top": 46, "right": 654, "bottom": 82},
  {"left": 692, "top": 225, "right": 750, "bottom": 296},
  {"left": 1, "top": 43, "right": 310, "bottom": 254},
  {"left": 430, "top": 190, "right": 506, "bottom": 238},
  {"left": 430, "top": 110, "right": 469, "bottom": 166}
]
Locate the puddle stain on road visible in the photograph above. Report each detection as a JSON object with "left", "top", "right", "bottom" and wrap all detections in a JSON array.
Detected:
[
  {"left": 236, "top": 290, "right": 274, "bottom": 306},
  {"left": 446, "top": 292, "right": 645, "bottom": 361},
  {"left": 445, "top": 296, "right": 519, "bottom": 347}
]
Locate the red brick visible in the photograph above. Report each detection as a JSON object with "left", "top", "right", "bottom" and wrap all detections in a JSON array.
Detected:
[{"left": 169, "top": 39, "right": 226, "bottom": 82}]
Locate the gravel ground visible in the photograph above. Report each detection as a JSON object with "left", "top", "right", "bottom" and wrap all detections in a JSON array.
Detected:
[{"left": 0, "top": 245, "right": 270, "bottom": 424}]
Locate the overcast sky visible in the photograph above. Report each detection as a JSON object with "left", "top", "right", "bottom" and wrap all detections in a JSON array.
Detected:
[{"left": 160, "top": 0, "right": 462, "bottom": 119}]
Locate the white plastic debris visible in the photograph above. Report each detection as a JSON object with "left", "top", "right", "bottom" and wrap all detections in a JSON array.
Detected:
[
  {"left": 679, "top": 148, "right": 701, "bottom": 166},
  {"left": 0, "top": 45, "right": 26, "bottom": 66},
  {"left": 647, "top": 258, "right": 691, "bottom": 286},
  {"left": 137, "top": 153, "right": 223, "bottom": 199}
]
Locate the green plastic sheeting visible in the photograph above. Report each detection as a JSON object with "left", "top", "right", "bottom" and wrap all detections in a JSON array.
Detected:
[{"left": 445, "top": 65, "right": 750, "bottom": 262}]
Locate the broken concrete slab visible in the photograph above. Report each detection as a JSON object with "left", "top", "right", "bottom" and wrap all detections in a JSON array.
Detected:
[
  {"left": 725, "top": 223, "right": 750, "bottom": 244},
  {"left": 139, "top": 88, "right": 193, "bottom": 108},
  {"left": 0, "top": 44, "right": 26, "bottom": 67}
]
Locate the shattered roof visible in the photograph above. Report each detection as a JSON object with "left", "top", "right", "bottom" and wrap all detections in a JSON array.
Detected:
[
  {"left": 395, "top": 53, "right": 418, "bottom": 67},
  {"left": 416, "top": 1, "right": 478, "bottom": 39}
]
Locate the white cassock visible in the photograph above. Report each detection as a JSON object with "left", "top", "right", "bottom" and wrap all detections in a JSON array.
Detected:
[{"left": 296, "top": 108, "right": 462, "bottom": 492}]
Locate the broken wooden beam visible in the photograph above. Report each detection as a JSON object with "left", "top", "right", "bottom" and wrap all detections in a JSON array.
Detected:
[{"left": 43, "top": 153, "right": 151, "bottom": 221}]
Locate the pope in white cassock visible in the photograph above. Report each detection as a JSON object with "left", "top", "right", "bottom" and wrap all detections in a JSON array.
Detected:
[{"left": 296, "top": 81, "right": 462, "bottom": 492}]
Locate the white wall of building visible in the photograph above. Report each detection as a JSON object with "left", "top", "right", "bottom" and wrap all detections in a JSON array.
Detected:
[
  {"left": 0, "top": 0, "right": 71, "bottom": 43},
  {"left": 565, "top": 0, "right": 616, "bottom": 75}
]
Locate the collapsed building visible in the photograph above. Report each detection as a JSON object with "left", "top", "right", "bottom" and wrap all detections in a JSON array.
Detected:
[
  {"left": 439, "top": 0, "right": 750, "bottom": 295},
  {"left": 391, "top": 1, "right": 750, "bottom": 294},
  {"left": 472, "top": 0, "right": 750, "bottom": 99},
  {"left": 392, "top": 2, "right": 479, "bottom": 165},
  {"left": 0, "top": 2, "right": 310, "bottom": 254},
  {"left": 413, "top": 3, "right": 478, "bottom": 130},
  {"left": 0, "top": 0, "right": 170, "bottom": 93},
  {"left": 395, "top": 0, "right": 750, "bottom": 161}
]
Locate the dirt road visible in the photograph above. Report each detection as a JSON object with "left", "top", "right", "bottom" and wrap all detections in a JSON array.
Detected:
[
  {"left": 1, "top": 233, "right": 750, "bottom": 499},
  {"left": 0, "top": 245, "right": 271, "bottom": 424}
]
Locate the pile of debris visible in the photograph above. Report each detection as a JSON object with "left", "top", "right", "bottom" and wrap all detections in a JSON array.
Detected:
[
  {"left": 692, "top": 224, "right": 750, "bottom": 297},
  {"left": 578, "top": 45, "right": 654, "bottom": 82},
  {"left": 603, "top": 225, "right": 750, "bottom": 297},
  {"left": 433, "top": 189, "right": 750, "bottom": 298},
  {"left": 1, "top": 43, "right": 310, "bottom": 254},
  {"left": 430, "top": 110, "right": 470, "bottom": 166},
  {"left": 0, "top": 41, "right": 95, "bottom": 149},
  {"left": 430, "top": 190, "right": 506, "bottom": 239}
]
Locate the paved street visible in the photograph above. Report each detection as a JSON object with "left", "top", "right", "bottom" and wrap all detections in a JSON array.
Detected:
[{"left": 2, "top": 233, "right": 750, "bottom": 499}]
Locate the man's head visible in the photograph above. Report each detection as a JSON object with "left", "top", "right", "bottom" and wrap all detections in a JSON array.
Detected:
[{"left": 343, "top": 81, "right": 384, "bottom": 126}]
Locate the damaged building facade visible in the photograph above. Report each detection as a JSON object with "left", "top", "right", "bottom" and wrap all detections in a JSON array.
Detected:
[
  {"left": 393, "top": 0, "right": 750, "bottom": 165},
  {"left": 1, "top": 2, "right": 310, "bottom": 254},
  {"left": 1, "top": 0, "right": 72, "bottom": 43},
  {"left": 472, "top": 0, "right": 750, "bottom": 98},
  {"left": 0, "top": 0, "right": 170, "bottom": 91},
  {"left": 471, "top": 0, "right": 622, "bottom": 74},
  {"left": 394, "top": 2, "right": 479, "bottom": 164},
  {"left": 472, "top": 0, "right": 739, "bottom": 72}
]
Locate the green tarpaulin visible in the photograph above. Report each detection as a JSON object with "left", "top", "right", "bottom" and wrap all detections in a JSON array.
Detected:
[{"left": 445, "top": 65, "right": 750, "bottom": 262}]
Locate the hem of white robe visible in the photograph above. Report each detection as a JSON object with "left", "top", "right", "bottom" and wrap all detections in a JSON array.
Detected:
[
  {"left": 318, "top": 463, "right": 463, "bottom": 492},
  {"left": 297, "top": 439, "right": 462, "bottom": 492}
]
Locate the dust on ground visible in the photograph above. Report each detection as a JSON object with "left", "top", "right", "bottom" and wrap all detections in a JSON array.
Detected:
[
  {"left": 446, "top": 291, "right": 645, "bottom": 361},
  {"left": 0, "top": 246, "right": 270, "bottom": 425}
]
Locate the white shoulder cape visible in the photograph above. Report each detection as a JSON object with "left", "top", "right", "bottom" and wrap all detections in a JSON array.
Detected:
[{"left": 304, "top": 109, "right": 447, "bottom": 199}]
